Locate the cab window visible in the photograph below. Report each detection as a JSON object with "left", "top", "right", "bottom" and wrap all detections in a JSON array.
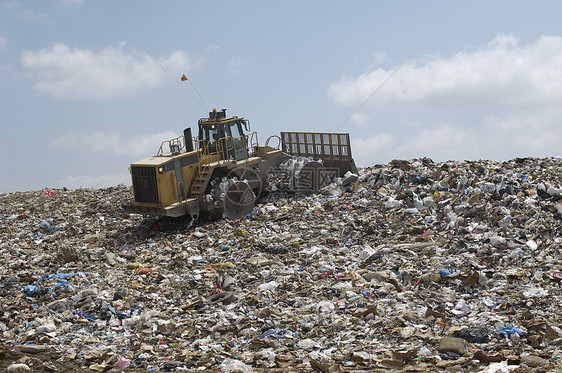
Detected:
[
  {"left": 228, "top": 122, "right": 242, "bottom": 138},
  {"left": 201, "top": 124, "right": 220, "bottom": 152}
]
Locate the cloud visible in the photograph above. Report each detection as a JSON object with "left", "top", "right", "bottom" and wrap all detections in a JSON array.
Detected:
[
  {"left": 351, "top": 133, "right": 394, "bottom": 166},
  {"left": 370, "top": 51, "right": 390, "bottom": 67},
  {"left": 0, "top": 37, "right": 10, "bottom": 81},
  {"left": 351, "top": 113, "right": 562, "bottom": 166},
  {"left": 21, "top": 43, "right": 198, "bottom": 99},
  {"left": 483, "top": 113, "right": 562, "bottom": 152},
  {"left": 50, "top": 130, "right": 179, "bottom": 156},
  {"left": 3, "top": 1, "right": 47, "bottom": 22},
  {"left": 60, "top": 0, "right": 84, "bottom": 5},
  {"left": 329, "top": 34, "right": 562, "bottom": 111},
  {"left": 228, "top": 57, "right": 247, "bottom": 74},
  {"left": 229, "top": 57, "right": 247, "bottom": 67},
  {"left": 57, "top": 173, "right": 130, "bottom": 190},
  {"left": 349, "top": 112, "right": 369, "bottom": 126},
  {"left": 206, "top": 45, "right": 219, "bottom": 54},
  {"left": 333, "top": 34, "right": 562, "bottom": 164},
  {"left": 392, "top": 123, "right": 477, "bottom": 161},
  {"left": 0, "top": 63, "right": 12, "bottom": 79}
]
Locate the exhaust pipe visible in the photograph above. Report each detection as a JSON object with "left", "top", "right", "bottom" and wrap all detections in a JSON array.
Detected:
[{"left": 183, "top": 127, "right": 194, "bottom": 152}]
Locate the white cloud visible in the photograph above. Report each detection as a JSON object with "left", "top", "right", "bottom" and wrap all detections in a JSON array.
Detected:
[
  {"left": 483, "top": 113, "right": 562, "bottom": 152},
  {"left": 334, "top": 34, "right": 562, "bottom": 164},
  {"left": 351, "top": 133, "right": 394, "bottom": 166},
  {"left": 50, "top": 130, "right": 179, "bottom": 156},
  {"left": 0, "top": 36, "right": 7, "bottom": 50},
  {"left": 329, "top": 34, "right": 562, "bottom": 111},
  {"left": 60, "top": 0, "right": 84, "bottom": 5},
  {"left": 0, "top": 63, "right": 12, "bottom": 82},
  {"left": 352, "top": 113, "right": 562, "bottom": 167},
  {"left": 206, "top": 45, "right": 219, "bottom": 54},
  {"left": 57, "top": 173, "right": 130, "bottom": 190},
  {"left": 392, "top": 123, "right": 477, "bottom": 161},
  {"left": 228, "top": 57, "right": 247, "bottom": 74},
  {"left": 371, "top": 51, "right": 390, "bottom": 67},
  {"left": 229, "top": 57, "right": 247, "bottom": 67},
  {"left": 21, "top": 43, "right": 198, "bottom": 99},
  {"left": 3, "top": 1, "right": 47, "bottom": 22},
  {"left": 349, "top": 112, "right": 369, "bottom": 126}
]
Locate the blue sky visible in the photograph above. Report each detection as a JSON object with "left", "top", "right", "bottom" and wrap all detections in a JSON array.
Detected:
[{"left": 1, "top": 1, "right": 562, "bottom": 192}]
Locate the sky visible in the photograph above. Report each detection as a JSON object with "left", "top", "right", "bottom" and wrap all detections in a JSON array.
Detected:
[{"left": 1, "top": 1, "right": 562, "bottom": 193}]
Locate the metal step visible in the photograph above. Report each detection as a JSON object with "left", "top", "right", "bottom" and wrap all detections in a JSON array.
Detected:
[{"left": 190, "top": 166, "right": 211, "bottom": 198}]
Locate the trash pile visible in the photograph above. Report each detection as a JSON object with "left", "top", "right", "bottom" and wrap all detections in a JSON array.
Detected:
[{"left": 0, "top": 157, "right": 561, "bottom": 372}]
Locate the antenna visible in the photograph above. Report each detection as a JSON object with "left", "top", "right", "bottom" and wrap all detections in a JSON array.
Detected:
[
  {"left": 335, "top": 51, "right": 415, "bottom": 132},
  {"left": 145, "top": 51, "right": 207, "bottom": 112},
  {"left": 185, "top": 76, "right": 208, "bottom": 110}
]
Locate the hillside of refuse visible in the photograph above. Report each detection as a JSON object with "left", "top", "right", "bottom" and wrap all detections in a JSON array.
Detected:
[{"left": 0, "top": 157, "right": 561, "bottom": 372}]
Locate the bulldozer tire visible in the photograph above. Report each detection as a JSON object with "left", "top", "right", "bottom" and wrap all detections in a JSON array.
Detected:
[{"left": 223, "top": 181, "right": 256, "bottom": 220}]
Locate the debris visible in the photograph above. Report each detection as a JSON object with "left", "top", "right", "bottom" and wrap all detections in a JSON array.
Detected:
[
  {"left": 438, "top": 337, "right": 470, "bottom": 356},
  {"left": 14, "top": 345, "right": 50, "bottom": 354},
  {"left": 7, "top": 364, "right": 30, "bottom": 373},
  {"left": 0, "top": 157, "right": 561, "bottom": 371},
  {"left": 521, "top": 355, "right": 548, "bottom": 367}
]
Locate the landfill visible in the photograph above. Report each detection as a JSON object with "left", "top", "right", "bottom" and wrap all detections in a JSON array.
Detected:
[{"left": 0, "top": 156, "right": 561, "bottom": 372}]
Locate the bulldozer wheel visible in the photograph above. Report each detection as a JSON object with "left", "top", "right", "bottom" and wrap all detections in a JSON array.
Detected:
[
  {"left": 228, "top": 167, "right": 262, "bottom": 195},
  {"left": 223, "top": 181, "right": 256, "bottom": 220}
]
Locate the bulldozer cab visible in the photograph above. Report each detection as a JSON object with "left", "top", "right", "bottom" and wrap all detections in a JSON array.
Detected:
[{"left": 198, "top": 109, "right": 249, "bottom": 161}]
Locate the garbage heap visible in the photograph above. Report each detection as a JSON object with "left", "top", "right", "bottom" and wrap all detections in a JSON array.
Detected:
[{"left": 0, "top": 157, "right": 561, "bottom": 372}]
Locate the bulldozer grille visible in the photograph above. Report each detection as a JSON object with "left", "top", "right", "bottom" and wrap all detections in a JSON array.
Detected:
[
  {"left": 280, "top": 132, "right": 352, "bottom": 160},
  {"left": 280, "top": 132, "right": 357, "bottom": 176},
  {"left": 131, "top": 166, "right": 159, "bottom": 203}
]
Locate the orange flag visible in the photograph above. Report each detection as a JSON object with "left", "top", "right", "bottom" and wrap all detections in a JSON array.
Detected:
[{"left": 181, "top": 74, "right": 188, "bottom": 81}]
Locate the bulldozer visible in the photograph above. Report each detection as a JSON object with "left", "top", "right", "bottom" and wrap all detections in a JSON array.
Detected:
[{"left": 123, "top": 108, "right": 357, "bottom": 220}]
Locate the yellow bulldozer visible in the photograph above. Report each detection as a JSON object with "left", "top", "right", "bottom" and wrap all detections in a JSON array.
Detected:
[{"left": 123, "top": 108, "right": 357, "bottom": 220}]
